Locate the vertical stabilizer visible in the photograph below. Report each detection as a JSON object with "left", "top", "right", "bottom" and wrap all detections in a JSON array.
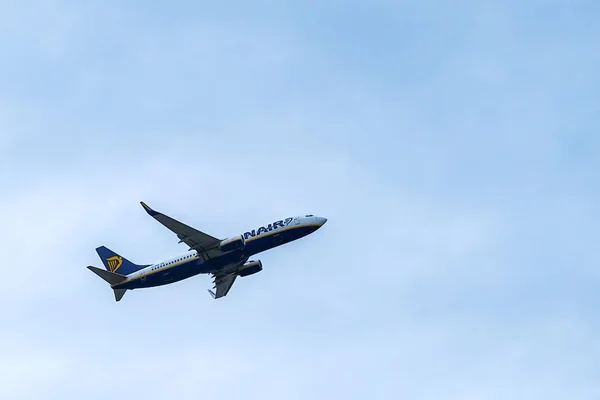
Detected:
[{"left": 95, "top": 246, "right": 149, "bottom": 275}]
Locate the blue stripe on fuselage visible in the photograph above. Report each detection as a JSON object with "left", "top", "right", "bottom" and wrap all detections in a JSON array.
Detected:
[{"left": 113, "top": 224, "right": 320, "bottom": 290}]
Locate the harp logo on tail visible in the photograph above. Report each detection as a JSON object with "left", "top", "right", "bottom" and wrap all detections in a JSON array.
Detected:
[{"left": 107, "top": 256, "right": 123, "bottom": 273}]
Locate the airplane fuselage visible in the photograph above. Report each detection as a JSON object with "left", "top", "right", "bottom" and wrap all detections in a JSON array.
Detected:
[{"left": 111, "top": 215, "right": 326, "bottom": 291}]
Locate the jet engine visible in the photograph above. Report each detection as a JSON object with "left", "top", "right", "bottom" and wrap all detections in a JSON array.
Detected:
[
  {"left": 238, "top": 260, "right": 263, "bottom": 277},
  {"left": 220, "top": 235, "right": 245, "bottom": 252}
]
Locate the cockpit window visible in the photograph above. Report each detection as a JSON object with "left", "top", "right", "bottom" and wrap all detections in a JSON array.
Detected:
[{"left": 305, "top": 214, "right": 313, "bottom": 217}]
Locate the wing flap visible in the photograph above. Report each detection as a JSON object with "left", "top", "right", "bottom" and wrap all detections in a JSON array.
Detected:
[{"left": 209, "top": 270, "right": 238, "bottom": 299}]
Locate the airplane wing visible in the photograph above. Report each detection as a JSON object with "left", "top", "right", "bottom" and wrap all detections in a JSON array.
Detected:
[
  {"left": 208, "top": 269, "right": 238, "bottom": 299},
  {"left": 140, "top": 202, "right": 222, "bottom": 252}
]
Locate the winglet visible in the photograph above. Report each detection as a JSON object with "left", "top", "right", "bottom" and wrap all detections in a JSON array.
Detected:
[
  {"left": 208, "top": 289, "right": 216, "bottom": 299},
  {"left": 140, "top": 201, "right": 159, "bottom": 216}
]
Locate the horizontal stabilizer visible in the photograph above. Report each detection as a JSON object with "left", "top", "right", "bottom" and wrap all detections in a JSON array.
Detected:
[{"left": 87, "top": 266, "right": 127, "bottom": 285}]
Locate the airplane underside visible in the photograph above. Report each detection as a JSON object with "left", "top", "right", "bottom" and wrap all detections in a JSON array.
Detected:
[{"left": 88, "top": 202, "right": 327, "bottom": 301}]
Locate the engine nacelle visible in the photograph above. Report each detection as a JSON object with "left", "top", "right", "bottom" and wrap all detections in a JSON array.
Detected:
[
  {"left": 238, "top": 260, "right": 263, "bottom": 277},
  {"left": 220, "top": 235, "right": 245, "bottom": 252}
]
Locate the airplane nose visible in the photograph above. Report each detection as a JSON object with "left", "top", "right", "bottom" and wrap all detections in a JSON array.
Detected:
[{"left": 316, "top": 217, "right": 327, "bottom": 226}]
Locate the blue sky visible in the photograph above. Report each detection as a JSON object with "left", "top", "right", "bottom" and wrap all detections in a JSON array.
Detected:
[{"left": 1, "top": 0, "right": 599, "bottom": 398}]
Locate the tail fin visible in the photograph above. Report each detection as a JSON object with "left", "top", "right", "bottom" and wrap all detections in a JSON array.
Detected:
[{"left": 95, "top": 246, "right": 149, "bottom": 275}]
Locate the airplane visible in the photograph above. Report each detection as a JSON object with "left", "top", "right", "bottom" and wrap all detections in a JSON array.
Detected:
[{"left": 87, "top": 202, "right": 327, "bottom": 301}]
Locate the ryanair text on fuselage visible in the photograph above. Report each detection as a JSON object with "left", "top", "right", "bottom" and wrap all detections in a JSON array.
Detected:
[{"left": 243, "top": 217, "right": 294, "bottom": 240}]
